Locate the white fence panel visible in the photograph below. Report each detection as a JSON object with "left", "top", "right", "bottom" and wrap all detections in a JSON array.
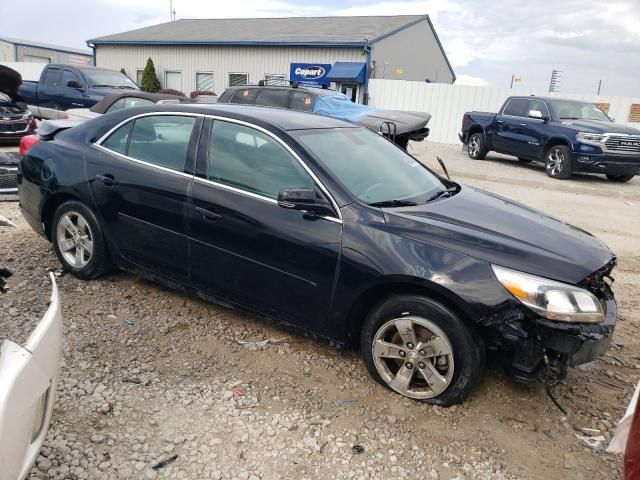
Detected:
[
  {"left": 368, "top": 79, "right": 640, "bottom": 145},
  {"left": 0, "top": 62, "right": 46, "bottom": 82}
]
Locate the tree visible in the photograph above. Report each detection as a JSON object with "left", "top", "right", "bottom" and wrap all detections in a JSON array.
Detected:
[{"left": 140, "top": 58, "right": 160, "bottom": 92}]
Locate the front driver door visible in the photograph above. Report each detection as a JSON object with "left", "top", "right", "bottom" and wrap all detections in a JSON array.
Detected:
[
  {"left": 189, "top": 118, "right": 342, "bottom": 331},
  {"left": 87, "top": 113, "right": 201, "bottom": 283}
]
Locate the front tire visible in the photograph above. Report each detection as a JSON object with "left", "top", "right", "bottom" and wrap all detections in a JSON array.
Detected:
[
  {"left": 467, "top": 133, "right": 488, "bottom": 160},
  {"left": 606, "top": 174, "right": 635, "bottom": 183},
  {"left": 545, "top": 145, "right": 573, "bottom": 179},
  {"left": 361, "top": 294, "right": 484, "bottom": 406},
  {"left": 52, "top": 200, "right": 111, "bottom": 279}
]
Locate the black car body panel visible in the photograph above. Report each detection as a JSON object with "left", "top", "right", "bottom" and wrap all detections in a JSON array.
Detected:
[{"left": 18, "top": 104, "right": 618, "bottom": 384}]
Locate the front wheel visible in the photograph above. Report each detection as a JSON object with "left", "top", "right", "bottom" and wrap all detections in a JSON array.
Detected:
[
  {"left": 52, "top": 200, "right": 112, "bottom": 279},
  {"left": 606, "top": 174, "right": 635, "bottom": 183},
  {"left": 545, "top": 145, "right": 573, "bottom": 179},
  {"left": 360, "top": 294, "right": 484, "bottom": 406},
  {"left": 467, "top": 133, "right": 488, "bottom": 160}
]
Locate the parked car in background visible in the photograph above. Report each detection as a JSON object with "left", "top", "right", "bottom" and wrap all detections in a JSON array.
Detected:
[
  {"left": 0, "top": 272, "right": 62, "bottom": 480},
  {"left": 218, "top": 84, "right": 430, "bottom": 149},
  {"left": 460, "top": 96, "right": 640, "bottom": 182},
  {"left": 19, "top": 104, "right": 618, "bottom": 406},
  {"left": 0, "top": 151, "right": 21, "bottom": 196},
  {"left": 63, "top": 91, "right": 190, "bottom": 121},
  {"left": 0, "top": 66, "right": 37, "bottom": 144},
  {"left": 18, "top": 64, "right": 140, "bottom": 120}
]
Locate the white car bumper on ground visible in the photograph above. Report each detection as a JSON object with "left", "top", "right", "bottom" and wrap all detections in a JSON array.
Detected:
[{"left": 0, "top": 274, "right": 62, "bottom": 480}]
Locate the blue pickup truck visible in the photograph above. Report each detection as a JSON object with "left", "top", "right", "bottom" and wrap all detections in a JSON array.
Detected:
[
  {"left": 460, "top": 96, "right": 640, "bottom": 183},
  {"left": 18, "top": 64, "right": 140, "bottom": 120}
]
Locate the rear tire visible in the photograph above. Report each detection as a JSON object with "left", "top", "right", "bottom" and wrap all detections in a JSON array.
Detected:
[
  {"left": 360, "top": 294, "right": 484, "bottom": 406},
  {"left": 467, "top": 133, "right": 488, "bottom": 160},
  {"left": 606, "top": 174, "right": 635, "bottom": 183},
  {"left": 545, "top": 145, "right": 573, "bottom": 179},
  {"left": 52, "top": 200, "right": 112, "bottom": 279}
]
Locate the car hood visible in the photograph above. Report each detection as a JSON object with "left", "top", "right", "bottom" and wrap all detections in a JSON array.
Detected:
[
  {"left": 0, "top": 66, "right": 21, "bottom": 102},
  {"left": 358, "top": 110, "right": 431, "bottom": 134},
  {"left": 383, "top": 185, "right": 614, "bottom": 284},
  {"left": 560, "top": 119, "right": 640, "bottom": 135}
]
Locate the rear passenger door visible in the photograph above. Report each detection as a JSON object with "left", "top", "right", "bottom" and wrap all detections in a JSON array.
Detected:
[
  {"left": 87, "top": 113, "right": 202, "bottom": 283},
  {"left": 188, "top": 118, "right": 341, "bottom": 331},
  {"left": 37, "top": 67, "right": 61, "bottom": 111}
]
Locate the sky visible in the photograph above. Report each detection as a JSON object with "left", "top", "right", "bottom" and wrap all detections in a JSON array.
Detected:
[{"left": 1, "top": 0, "right": 639, "bottom": 96}]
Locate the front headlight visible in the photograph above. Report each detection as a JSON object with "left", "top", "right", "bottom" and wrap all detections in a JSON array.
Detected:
[
  {"left": 492, "top": 265, "right": 604, "bottom": 323},
  {"left": 23, "top": 112, "right": 34, "bottom": 120},
  {"left": 576, "top": 132, "right": 605, "bottom": 145}
]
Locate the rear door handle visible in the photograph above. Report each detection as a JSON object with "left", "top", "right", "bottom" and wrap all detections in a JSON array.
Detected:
[
  {"left": 520, "top": 122, "right": 528, "bottom": 126},
  {"left": 496, "top": 119, "right": 504, "bottom": 124},
  {"left": 195, "top": 206, "right": 222, "bottom": 222},
  {"left": 95, "top": 173, "right": 118, "bottom": 186}
]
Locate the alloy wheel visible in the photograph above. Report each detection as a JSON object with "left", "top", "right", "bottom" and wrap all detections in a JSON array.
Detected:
[
  {"left": 372, "top": 316, "right": 455, "bottom": 400},
  {"left": 468, "top": 135, "right": 480, "bottom": 158},
  {"left": 546, "top": 148, "right": 565, "bottom": 176},
  {"left": 56, "top": 211, "right": 94, "bottom": 268}
]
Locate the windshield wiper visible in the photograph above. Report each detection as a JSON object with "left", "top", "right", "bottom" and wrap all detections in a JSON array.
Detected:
[
  {"left": 426, "top": 186, "right": 458, "bottom": 203},
  {"left": 369, "top": 199, "right": 417, "bottom": 208}
]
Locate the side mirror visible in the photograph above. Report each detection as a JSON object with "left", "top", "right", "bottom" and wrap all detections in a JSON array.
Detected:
[
  {"left": 277, "top": 188, "right": 334, "bottom": 216},
  {"left": 528, "top": 109, "right": 546, "bottom": 120},
  {"left": 66, "top": 80, "right": 83, "bottom": 90}
]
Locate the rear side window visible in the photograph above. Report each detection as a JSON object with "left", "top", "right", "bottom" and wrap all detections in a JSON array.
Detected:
[
  {"left": 101, "top": 115, "right": 196, "bottom": 172},
  {"left": 43, "top": 68, "right": 61, "bottom": 86},
  {"left": 255, "top": 89, "right": 290, "bottom": 108},
  {"left": 230, "top": 89, "right": 258, "bottom": 105},
  {"left": 502, "top": 98, "right": 531, "bottom": 117},
  {"left": 291, "top": 92, "right": 315, "bottom": 112}
]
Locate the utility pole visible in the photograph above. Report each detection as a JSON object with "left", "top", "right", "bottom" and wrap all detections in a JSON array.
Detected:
[
  {"left": 597, "top": 79, "right": 602, "bottom": 95},
  {"left": 169, "top": 0, "right": 176, "bottom": 21},
  {"left": 510, "top": 74, "right": 514, "bottom": 88},
  {"left": 549, "top": 69, "right": 562, "bottom": 93}
]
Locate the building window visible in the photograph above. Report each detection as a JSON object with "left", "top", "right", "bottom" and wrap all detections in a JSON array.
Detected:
[
  {"left": 136, "top": 69, "right": 144, "bottom": 86},
  {"left": 264, "top": 74, "right": 287, "bottom": 86},
  {"left": 228, "top": 73, "right": 248, "bottom": 87},
  {"left": 195, "top": 72, "right": 214, "bottom": 92},
  {"left": 164, "top": 70, "right": 182, "bottom": 91}
]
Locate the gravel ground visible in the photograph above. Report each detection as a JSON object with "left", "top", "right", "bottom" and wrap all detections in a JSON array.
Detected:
[{"left": 1, "top": 140, "right": 639, "bottom": 479}]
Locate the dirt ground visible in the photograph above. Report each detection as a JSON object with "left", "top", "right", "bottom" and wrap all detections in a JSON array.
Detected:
[{"left": 1, "top": 141, "right": 639, "bottom": 480}]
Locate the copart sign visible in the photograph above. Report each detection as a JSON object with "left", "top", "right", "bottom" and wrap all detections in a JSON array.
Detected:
[{"left": 290, "top": 63, "right": 332, "bottom": 87}]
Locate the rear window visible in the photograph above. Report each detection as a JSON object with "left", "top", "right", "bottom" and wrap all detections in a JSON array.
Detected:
[{"left": 230, "top": 89, "right": 258, "bottom": 105}]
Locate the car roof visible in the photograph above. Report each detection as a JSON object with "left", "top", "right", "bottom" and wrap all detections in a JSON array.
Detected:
[
  {"left": 90, "top": 92, "right": 189, "bottom": 114},
  {"left": 107, "top": 103, "right": 357, "bottom": 131},
  {"left": 224, "top": 84, "right": 341, "bottom": 97}
]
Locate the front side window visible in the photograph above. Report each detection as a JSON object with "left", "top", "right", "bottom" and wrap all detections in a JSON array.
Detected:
[
  {"left": 207, "top": 121, "right": 314, "bottom": 199},
  {"left": 106, "top": 97, "right": 155, "bottom": 113},
  {"left": 255, "top": 89, "right": 290, "bottom": 108},
  {"left": 101, "top": 115, "right": 195, "bottom": 172},
  {"left": 229, "top": 73, "right": 248, "bottom": 87},
  {"left": 61, "top": 70, "right": 80, "bottom": 88},
  {"left": 293, "top": 127, "right": 444, "bottom": 204}
]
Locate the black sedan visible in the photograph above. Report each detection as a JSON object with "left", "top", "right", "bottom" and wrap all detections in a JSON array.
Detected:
[{"left": 19, "top": 104, "right": 618, "bottom": 405}]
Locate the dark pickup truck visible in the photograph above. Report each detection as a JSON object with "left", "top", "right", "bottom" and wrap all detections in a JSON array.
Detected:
[
  {"left": 460, "top": 96, "right": 640, "bottom": 182},
  {"left": 18, "top": 64, "right": 140, "bottom": 120}
]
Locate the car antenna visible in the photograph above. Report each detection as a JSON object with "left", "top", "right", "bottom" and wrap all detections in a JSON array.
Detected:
[{"left": 436, "top": 156, "right": 450, "bottom": 180}]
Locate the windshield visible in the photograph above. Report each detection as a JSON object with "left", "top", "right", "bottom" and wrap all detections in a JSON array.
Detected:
[
  {"left": 293, "top": 128, "right": 445, "bottom": 205},
  {"left": 549, "top": 100, "right": 610, "bottom": 122},
  {"left": 83, "top": 70, "right": 139, "bottom": 89}
]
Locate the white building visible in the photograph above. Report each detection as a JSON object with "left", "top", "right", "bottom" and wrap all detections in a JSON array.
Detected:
[{"left": 88, "top": 14, "right": 455, "bottom": 103}]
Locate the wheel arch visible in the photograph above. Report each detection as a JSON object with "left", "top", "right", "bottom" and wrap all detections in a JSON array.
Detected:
[
  {"left": 41, "top": 192, "right": 82, "bottom": 240},
  {"left": 468, "top": 125, "right": 485, "bottom": 140},
  {"left": 543, "top": 136, "right": 573, "bottom": 154},
  {"left": 346, "top": 277, "right": 479, "bottom": 348}
]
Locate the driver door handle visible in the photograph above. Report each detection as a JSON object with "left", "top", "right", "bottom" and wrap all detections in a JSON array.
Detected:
[
  {"left": 96, "top": 174, "right": 118, "bottom": 186},
  {"left": 195, "top": 206, "right": 222, "bottom": 222}
]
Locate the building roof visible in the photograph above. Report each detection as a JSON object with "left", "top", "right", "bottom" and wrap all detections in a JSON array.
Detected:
[
  {"left": 88, "top": 15, "right": 427, "bottom": 46},
  {"left": 0, "top": 36, "right": 91, "bottom": 56}
]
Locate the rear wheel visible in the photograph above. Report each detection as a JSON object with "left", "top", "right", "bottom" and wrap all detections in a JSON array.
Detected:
[
  {"left": 361, "top": 294, "right": 484, "bottom": 406},
  {"left": 545, "top": 145, "right": 572, "bottom": 179},
  {"left": 467, "top": 133, "right": 488, "bottom": 160},
  {"left": 52, "top": 201, "right": 111, "bottom": 279},
  {"left": 606, "top": 174, "right": 635, "bottom": 183}
]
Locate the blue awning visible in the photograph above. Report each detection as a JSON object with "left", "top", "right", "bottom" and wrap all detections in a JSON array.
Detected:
[{"left": 326, "top": 62, "right": 366, "bottom": 84}]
